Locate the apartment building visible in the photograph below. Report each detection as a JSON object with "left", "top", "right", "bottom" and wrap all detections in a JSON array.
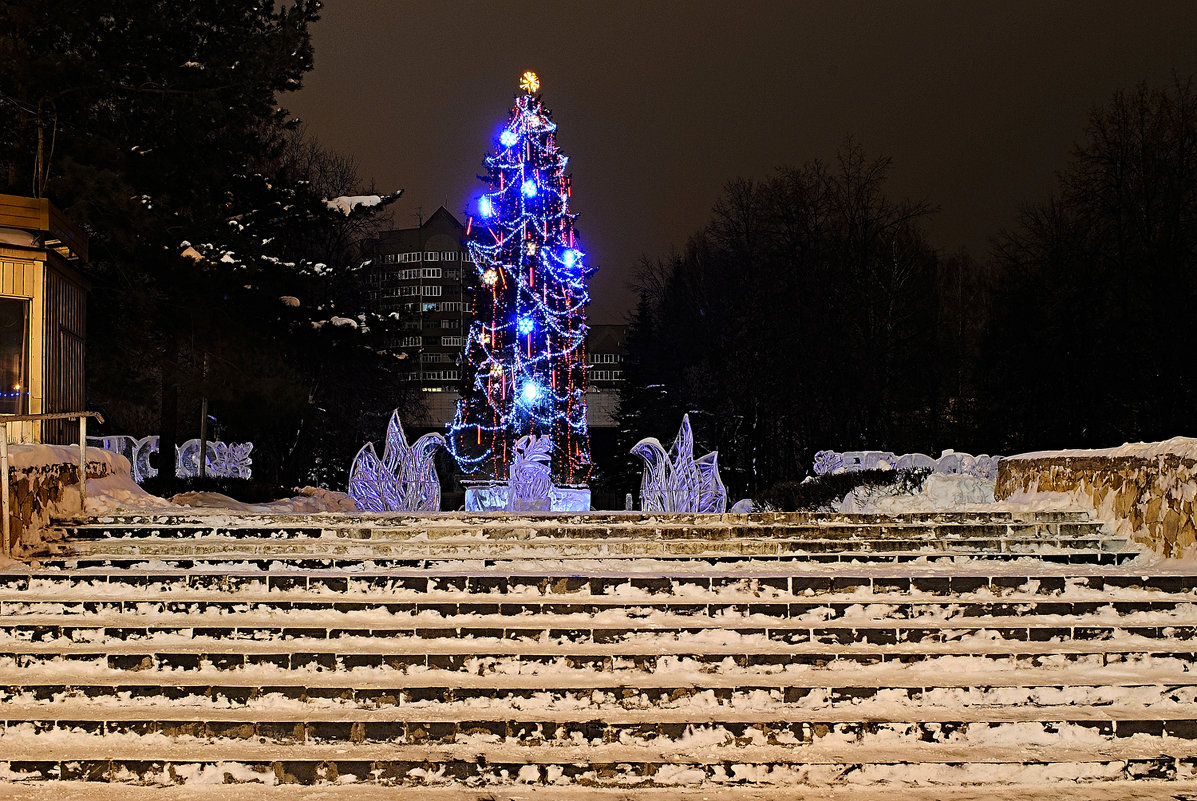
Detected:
[{"left": 363, "top": 206, "right": 470, "bottom": 392}]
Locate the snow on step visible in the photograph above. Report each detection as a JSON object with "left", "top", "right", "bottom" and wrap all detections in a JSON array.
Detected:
[{"left": 0, "top": 510, "right": 1194, "bottom": 795}]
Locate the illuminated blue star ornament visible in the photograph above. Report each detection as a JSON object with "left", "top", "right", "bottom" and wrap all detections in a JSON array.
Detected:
[{"left": 449, "top": 71, "right": 594, "bottom": 512}]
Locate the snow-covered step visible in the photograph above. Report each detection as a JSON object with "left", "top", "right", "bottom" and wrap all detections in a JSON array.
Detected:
[
  {"left": 4, "top": 701, "right": 1190, "bottom": 739},
  {"left": 47, "top": 548, "right": 1141, "bottom": 570},
  {"left": 5, "top": 567, "right": 1191, "bottom": 596},
  {"left": 4, "top": 780, "right": 1197, "bottom": 801},
  {"left": 6, "top": 639, "right": 1196, "bottom": 671},
  {"left": 3, "top": 678, "right": 1192, "bottom": 717},
  {"left": 1, "top": 734, "right": 1195, "bottom": 787},
  {"left": 2, "top": 598, "right": 1187, "bottom": 632},
  {"left": 58, "top": 519, "right": 1111, "bottom": 541},
  {"left": 57, "top": 529, "right": 1127, "bottom": 551},
  {"left": 54, "top": 510, "right": 1114, "bottom": 538},
  {"left": 56, "top": 535, "right": 1133, "bottom": 558},
  {"left": 4, "top": 581, "right": 1181, "bottom": 608},
  {"left": 4, "top": 620, "right": 1193, "bottom": 651},
  {"left": 73, "top": 509, "right": 1101, "bottom": 527},
  {"left": 2, "top": 719, "right": 1194, "bottom": 754}
]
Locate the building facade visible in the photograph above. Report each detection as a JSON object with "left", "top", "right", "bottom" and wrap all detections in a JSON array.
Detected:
[
  {"left": 584, "top": 323, "right": 625, "bottom": 428},
  {"left": 363, "top": 207, "right": 471, "bottom": 393},
  {"left": 0, "top": 195, "right": 89, "bottom": 444}
]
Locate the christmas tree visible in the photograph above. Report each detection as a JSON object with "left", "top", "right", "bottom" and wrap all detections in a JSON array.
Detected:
[{"left": 449, "top": 72, "right": 593, "bottom": 488}]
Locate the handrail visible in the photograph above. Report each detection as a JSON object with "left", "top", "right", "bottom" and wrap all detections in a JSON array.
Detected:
[{"left": 0, "top": 411, "right": 105, "bottom": 558}]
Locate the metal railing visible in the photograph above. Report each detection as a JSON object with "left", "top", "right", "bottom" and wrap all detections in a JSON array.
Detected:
[{"left": 0, "top": 411, "right": 105, "bottom": 558}]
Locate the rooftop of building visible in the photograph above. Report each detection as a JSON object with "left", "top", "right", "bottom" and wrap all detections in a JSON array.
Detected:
[{"left": 0, "top": 194, "right": 88, "bottom": 262}]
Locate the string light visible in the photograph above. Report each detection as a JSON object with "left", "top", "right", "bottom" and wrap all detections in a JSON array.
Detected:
[{"left": 449, "top": 74, "right": 593, "bottom": 485}]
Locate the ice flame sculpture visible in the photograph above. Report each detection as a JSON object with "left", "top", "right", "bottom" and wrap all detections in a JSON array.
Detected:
[
  {"left": 348, "top": 411, "right": 446, "bottom": 512},
  {"left": 507, "top": 434, "right": 553, "bottom": 511},
  {"left": 631, "top": 414, "right": 727, "bottom": 513}
]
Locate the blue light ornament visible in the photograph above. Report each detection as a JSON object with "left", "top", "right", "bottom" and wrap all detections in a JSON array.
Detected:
[{"left": 520, "top": 381, "right": 542, "bottom": 404}]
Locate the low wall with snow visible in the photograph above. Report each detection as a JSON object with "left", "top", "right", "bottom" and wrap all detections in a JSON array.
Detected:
[
  {"left": 995, "top": 437, "right": 1197, "bottom": 556},
  {"left": 3, "top": 446, "right": 129, "bottom": 557}
]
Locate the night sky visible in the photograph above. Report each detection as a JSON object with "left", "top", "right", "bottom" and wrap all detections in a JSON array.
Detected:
[{"left": 288, "top": 1, "right": 1197, "bottom": 323}]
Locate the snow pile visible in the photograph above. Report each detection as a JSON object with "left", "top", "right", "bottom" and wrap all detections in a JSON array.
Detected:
[
  {"left": 324, "top": 194, "right": 382, "bottom": 215},
  {"left": 171, "top": 486, "right": 357, "bottom": 513},
  {"left": 839, "top": 472, "right": 998, "bottom": 513},
  {"left": 1012, "top": 435, "right": 1197, "bottom": 463}
]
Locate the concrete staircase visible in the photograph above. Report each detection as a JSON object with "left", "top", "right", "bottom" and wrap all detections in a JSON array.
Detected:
[{"left": 0, "top": 510, "right": 1195, "bottom": 799}]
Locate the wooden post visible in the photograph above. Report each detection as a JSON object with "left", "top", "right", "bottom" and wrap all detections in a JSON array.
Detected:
[
  {"left": 1, "top": 423, "right": 10, "bottom": 558},
  {"left": 199, "top": 353, "right": 209, "bottom": 480},
  {"left": 78, "top": 415, "right": 87, "bottom": 514},
  {"left": 199, "top": 397, "right": 208, "bottom": 480}
]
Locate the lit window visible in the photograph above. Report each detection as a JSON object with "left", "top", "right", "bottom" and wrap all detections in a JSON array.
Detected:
[{"left": 0, "top": 299, "right": 28, "bottom": 414}]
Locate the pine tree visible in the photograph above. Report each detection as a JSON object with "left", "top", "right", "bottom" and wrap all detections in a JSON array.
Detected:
[
  {"left": 449, "top": 73, "right": 593, "bottom": 486},
  {"left": 0, "top": 1, "right": 415, "bottom": 488}
]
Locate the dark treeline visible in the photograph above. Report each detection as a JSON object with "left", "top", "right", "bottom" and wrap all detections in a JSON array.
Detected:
[
  {"left": 616, "top": 78, "right": 1197, "bottom": 500},
  {"left": 0, "top": 1, "right": 421, "bottom": 491}
]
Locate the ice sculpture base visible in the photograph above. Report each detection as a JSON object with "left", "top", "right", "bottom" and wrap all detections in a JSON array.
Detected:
[{"left": 464, "top": 482, "right": 591, "bottom": 513}]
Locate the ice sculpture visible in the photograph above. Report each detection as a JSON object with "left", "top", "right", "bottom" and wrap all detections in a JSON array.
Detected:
[
  {"left": 348, "top": 411, "right": 445, "bottom": 512},
  {"left": 811, "top": 450, "right": 844, "bottom": 476},
  {"left": 87, "top": 435, "right": 252, "bottom": 482},
  {"left": 631, "top": 414, "right": 727, "bottom": 513},
  {"left": 812, "top": 448, "right": 1002, "bottom": 480},
  {"left": 177, "top": 439, "right": 253, "bottom": 480},
  {"left": 507, "top": 434, "right": 553, "bottom": 511}
]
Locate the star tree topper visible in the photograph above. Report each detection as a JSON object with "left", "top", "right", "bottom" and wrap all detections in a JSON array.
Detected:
[{"left": 519, "top": 71, "right": 540, "bottom": 94}]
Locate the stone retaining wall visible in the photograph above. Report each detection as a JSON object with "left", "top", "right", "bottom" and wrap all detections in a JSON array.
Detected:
[
  {"left": 4, "top": 448, "right": 119, "bottom": 556},
  {"left": 995, "top": 437, "right": 1197, "bottom": 556}
]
